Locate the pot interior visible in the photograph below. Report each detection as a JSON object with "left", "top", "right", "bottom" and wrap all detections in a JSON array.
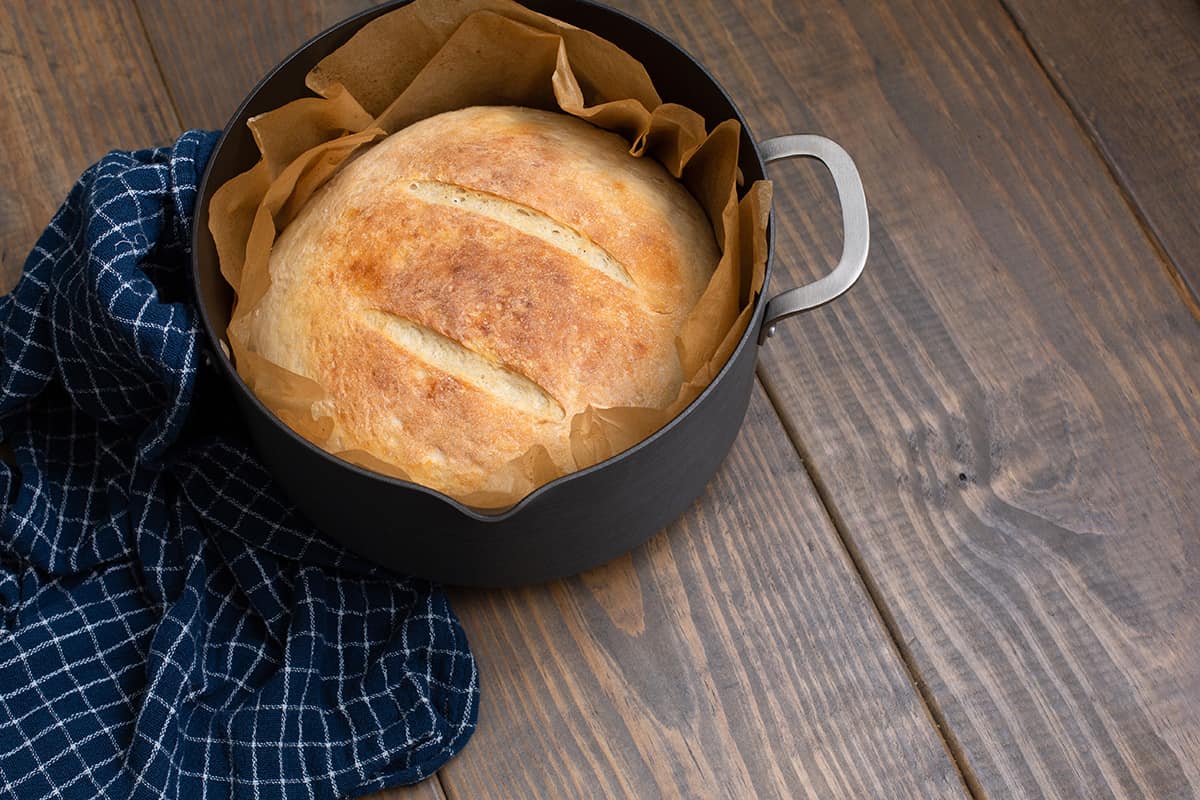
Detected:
[{"left": 193, "top": 0, "right": 769, "bottom": 346}]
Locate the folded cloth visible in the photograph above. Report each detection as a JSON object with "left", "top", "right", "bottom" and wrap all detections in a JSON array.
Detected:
[{"left": 0, "top": 131, "right": 478, "bottom": 800}]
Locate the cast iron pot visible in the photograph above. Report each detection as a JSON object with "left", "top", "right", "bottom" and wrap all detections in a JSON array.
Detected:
[{"left": 191, "top": 0, "right": 869, "bottom": 586}]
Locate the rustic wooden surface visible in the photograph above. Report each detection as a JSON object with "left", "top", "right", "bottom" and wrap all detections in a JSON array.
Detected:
[
  {"left": 130, "top": 4, "right": 967, "bottom": 795},
  {"left": 3, "top": 0, "right": 1199, "bottom": 798},
  {"left": 1001, "top": 0, "right": 1200, "bottom": 311},
  {"left": 616, "top": 0, "right": 1200, "bottom": 796},
  {"left": 0, "top": 0, "right": 176, "bottom": 289},
  {"left": 135, "top": 0, "right": 373, "bottom": 127},
  {"left": 441, "top": 389, "right": 962, "bottom": 799}
]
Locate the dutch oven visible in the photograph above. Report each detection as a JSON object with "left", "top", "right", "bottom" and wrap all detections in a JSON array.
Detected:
[{"left": 191, "top": 0, "right": 869, "bottom": 586}]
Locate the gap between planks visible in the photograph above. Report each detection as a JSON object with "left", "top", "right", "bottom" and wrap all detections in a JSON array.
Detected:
[
  {"left": 755, "top": 367, "right": 984, "bottom": 800},
  {"left": 749, "top": 1, "right": 1200, "bottom": 793},
  {"left": 994, "top": 0, "right": 1200, "bottom": 322},
  {"left": 124, "top": 3, "right": 453, "bottom": 798},
  {"left": 130, "top": 0, "right": 187, "bottom": 137},
  {"left": 122, "top": 3, "right": 971, "bottom": 796}
]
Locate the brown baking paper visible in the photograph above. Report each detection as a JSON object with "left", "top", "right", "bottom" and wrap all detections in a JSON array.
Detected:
[{"left": 209, "top": 0, "right": 772, "bottom": 510}]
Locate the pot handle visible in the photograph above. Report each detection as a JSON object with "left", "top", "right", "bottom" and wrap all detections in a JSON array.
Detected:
[{"left": 758, "top": 135, "right": 869, "bottom": 344}]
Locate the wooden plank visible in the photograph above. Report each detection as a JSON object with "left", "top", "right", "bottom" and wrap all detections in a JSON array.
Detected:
[
  {"left": 371, "top": 780, "right": 445, "bottom": 800},
  {"left": 0, "top": 0, "right": 179, "bottom": 290},
  {"left": 440, "top": 387, "right": 964, "bottom": 799},
  {"left": 31, "top": 0, "right": 1200, "bottom": 795},
  {"left": 136, "top": 2, "right": 968, "bottom": 796},
  {"left": 123, "top": 3, "right": 457, "bottom": 796},
  {"left": 591, "top": 0, "right": 1200, "bottom": 796},
  {"left": 125, "top": 7, "right": 453, "bottom": 799},
  {"left": 3, "top": 3, "right": 442, "bottom": 797},
  {"left": 1001, "top": 0, "right": 1200, "bottom": 311},
  {"left": 133, "top": 0, "right": 377, "bottom": 129}
]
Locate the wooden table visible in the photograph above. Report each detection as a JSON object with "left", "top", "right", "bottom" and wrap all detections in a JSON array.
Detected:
[{"left": 3, "top": 1, "right": 1198, "bottom": 797}]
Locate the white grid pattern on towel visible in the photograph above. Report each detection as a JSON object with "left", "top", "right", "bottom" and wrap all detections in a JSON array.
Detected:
[{"left": 0, "top": 131, "right": 477, "bottom": 800}]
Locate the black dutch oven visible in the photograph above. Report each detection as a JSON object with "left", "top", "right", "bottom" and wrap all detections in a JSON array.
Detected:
[{"left": 191, "top": 0, "right": 869, "bottom": 586}]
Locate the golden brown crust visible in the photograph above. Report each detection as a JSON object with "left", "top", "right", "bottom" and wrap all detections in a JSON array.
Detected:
[{"left": 249, "top": 106, "right": 719, "bottom": 499}]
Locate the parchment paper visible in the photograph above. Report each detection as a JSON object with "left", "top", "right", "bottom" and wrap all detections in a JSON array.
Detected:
[{"left": 209, "top": 0, "right": 772, "bottom": 509}]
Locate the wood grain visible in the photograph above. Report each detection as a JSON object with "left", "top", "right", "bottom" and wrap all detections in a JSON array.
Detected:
[
  {"left": 593, "top": 0, "right": 1200, "bottom": 796},
  {"left": 371, "top": 779, "right": 445, "bottom": 800},
  {"left": 1001, "top": 0, "right": 1200, "bottom": 311},
  {"left": 133, "top": 0, "right": 378, "bottom": 128},
  {"left": 60, "top": 0, "right": 1200, "bottom": 798},
  {"left": 441, "top": 387, "right": 964, "bottom": 799},
  {"left": 2, "top": 3, "right": 441, "bottom": 797},
  {"left": 0, "top": 0, "right": 179, "bottom": 291},
  {"left": 134, "top": 2, "right": 967, "bottom": 796}
]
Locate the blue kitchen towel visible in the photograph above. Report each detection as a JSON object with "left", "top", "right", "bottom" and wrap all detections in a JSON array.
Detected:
[{"left": 0, "top": 130, "right": 478, "bottom": 800}]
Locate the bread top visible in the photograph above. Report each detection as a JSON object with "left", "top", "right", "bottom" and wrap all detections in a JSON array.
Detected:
[{"left": 249, "top": 106, "right": 719, "bottom": 500}]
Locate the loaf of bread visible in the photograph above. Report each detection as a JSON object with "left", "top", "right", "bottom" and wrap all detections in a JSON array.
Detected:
[{"left": 248, "top": 106, "right": 719, "bottom": 500}]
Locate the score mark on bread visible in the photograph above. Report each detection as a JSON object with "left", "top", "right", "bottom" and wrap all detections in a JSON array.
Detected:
[
  {"left": 249, "top": 106, "right": 719, "bottom": 501},
  {"left": 405, "top": 181, "right": 636, "bottom": 291},
  {"left": 363, "top": 309, "right": 566, "bottom": 421}
]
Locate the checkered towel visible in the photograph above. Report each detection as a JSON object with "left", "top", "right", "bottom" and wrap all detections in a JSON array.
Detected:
[{"left": 0, "top": 131, "right": 478, "bottom": 799}]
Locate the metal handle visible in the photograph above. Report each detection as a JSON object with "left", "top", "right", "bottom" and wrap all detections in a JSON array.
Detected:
[{"left": 758, "top": 135, "right": 869, "bottom": 343}]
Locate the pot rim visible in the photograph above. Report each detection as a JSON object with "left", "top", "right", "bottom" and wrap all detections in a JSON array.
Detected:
[{"left": 190, "top": 0, "right": 775, "bottom": 523}]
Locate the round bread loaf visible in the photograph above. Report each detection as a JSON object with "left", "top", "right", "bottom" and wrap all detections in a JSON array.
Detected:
[{"left": 249, "top": 106, "right": 719, "bottom": 500}]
